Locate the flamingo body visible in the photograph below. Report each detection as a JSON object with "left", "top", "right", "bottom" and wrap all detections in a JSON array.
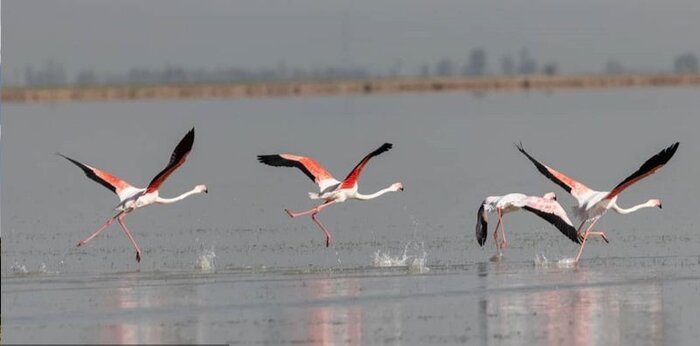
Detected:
[
  {"left": 58, "top": 128, "right": 208, "bottom": 262},
  {"left": 517, "top": 142, "right": 679, "bottom": 263},
  {"left": 477, "top": 192, "right": 584, "bottom": 256},
  {"left": 258, "top": 143, "right": 403, "bottom": 247}
]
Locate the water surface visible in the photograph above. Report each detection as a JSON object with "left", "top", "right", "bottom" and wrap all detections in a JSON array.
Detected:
[{"left": 2, "top": 88, "right": 699, "bottom": 344}]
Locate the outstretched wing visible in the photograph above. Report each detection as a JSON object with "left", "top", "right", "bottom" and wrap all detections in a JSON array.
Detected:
[
  {"left": 57, "top": 153, "right": 136, "bottom": 200},
  {"left": 258, "top": 153, "right": 339, "bottom": 191},
  {"left": 476, "top": 204, "right": 488, "bottom": 247},
  {"left": 518, "top": 196, "right": 582, "bottom": 244},
  {"left": 340, "top": 143, "right": 393, "bottom": 189},
  {"left": 516, "top": 142, "right": 591, "bottom": 203},
  {"left": 605, "top": 142, "right": 679, "bottom": 200},
  {"left": 146, "top": 127, "right": 195, "bottom": 193}
]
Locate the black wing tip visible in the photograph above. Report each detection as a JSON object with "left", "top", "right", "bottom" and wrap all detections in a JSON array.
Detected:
[
  {"left": 515, "top": 142, "right": 538, "bottom": 163},
  {"left": 361, "top": 143, "right": 393, "bottom": 159},
  {"left": 257, "top": 154, "right": 283, "bottom": 166},
  {"left": 183, "top": 127, "right": 195, "bottom": 144},
  {"left": 522, "top": 206, "right": 581, "bottom": 244},
  {"left": 476, "top": 204, "right": 488, "bottom": 247},
  {"left": 376, "top": 142, "right": 393, "bottom": 154},
  {"left": 56, "top": 152, "right": 81, "bottom": 165},
  {"left": 644, "top": 141, "right": 680, "bottom": 169},
  {"left": 515, "top": 141, "right": 533, "bottom": 158},
  {"left": 664, "top": 141, "right": 680, "bottom": 160},
  {"left": 169, "top": 127, "right": 195, "bottom": 159}
]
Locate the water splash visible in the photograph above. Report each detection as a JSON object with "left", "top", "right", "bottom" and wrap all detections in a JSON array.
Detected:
[
  {"left": 556, "top": 257, "right": 577, "bottom": 267},
  {"left": 373, "top": 241, "right": 429, "bottom": 273},
  {"left": 7, "top": 261, "right": 56, "bottom": 276},
  {"left": 11, "top": 261, "right": 28, "bottom": 275},
  {"left": 534, "top": 253, "right": 576, "bottom": 268},
  {"left": 534, "top": 253, "right": 549, "bottom": 266},
  {"left": 194, "top": 245, "right": 216, "bottom": 272}
]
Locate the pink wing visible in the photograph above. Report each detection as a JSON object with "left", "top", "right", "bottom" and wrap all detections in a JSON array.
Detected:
[
  {"left": 517, "top": 143, "right": 592, "bottom": 203},
  {"left": 58, "top": 153, "right": 135, "bottom": 200},
  {"left": 605, "top": 142, "right": 679, "bottom": 200},
  {"left": 518, "top": 196, "right": 582, "bottom": 244},
  {"left": 146, "top": 128, "right": 195, "bottom": 193},
  {"left": 258, "top": 153, "right": 338, "bottom": 190},
  {"left": 340, "top": 143, "right": 393, "bottom": 189}
]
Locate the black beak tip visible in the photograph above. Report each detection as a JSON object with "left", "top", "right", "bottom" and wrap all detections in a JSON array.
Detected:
[{"left": 658, "top": 204, "right": 662, "bottom": 209}]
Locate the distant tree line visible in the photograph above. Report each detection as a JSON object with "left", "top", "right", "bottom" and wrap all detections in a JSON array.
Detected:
[{"left": 14, "top": 50, "right": 699, "bottom": 87}]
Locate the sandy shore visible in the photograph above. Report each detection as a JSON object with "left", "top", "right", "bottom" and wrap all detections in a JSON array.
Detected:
[{"left": 3, "top": 73, "right": 699, "bottom": 103}]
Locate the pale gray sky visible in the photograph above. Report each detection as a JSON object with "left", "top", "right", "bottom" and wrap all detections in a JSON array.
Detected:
[{"left": 2, "top": 0, "right": 699, "bottom": 83}]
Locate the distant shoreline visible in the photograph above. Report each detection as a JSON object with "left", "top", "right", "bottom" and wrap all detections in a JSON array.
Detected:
[{"left": 3, "top": 73, "right": 699, "bottom": 103}]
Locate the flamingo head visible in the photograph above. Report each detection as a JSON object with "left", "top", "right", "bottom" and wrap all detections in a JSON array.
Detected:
[
  {"left": 391, "top": 182, "right": 404, "bottom": 192},
  {"left": 196, "top": 184, "right": 209, "bottom": 194},
  {"left": 650, "top": 198, "right": 662, "bottom": 209},
  {"left": 542, "top": 192, "right": 557, "bottom": 201}
]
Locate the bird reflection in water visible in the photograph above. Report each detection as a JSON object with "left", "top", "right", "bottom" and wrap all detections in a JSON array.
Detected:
[
  {"left": 307, "top": 278, "right": 363, "bottom": 346},
  {"left": 478, "top": 268, "right": 664, "bottom": 345},
  {"left": 97, "top": 278, "right": 202, "bottom": 344}
]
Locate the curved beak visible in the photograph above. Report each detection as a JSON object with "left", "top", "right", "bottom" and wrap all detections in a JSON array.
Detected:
[
  {"left": 658, "top": 203, "right": 662, "bottom": 209},
  {"left": 204, "top": 188, "right": 209, "bottom": 194},
  {"left": 399, "top": 186, "right": 405, "bottom": 191}
]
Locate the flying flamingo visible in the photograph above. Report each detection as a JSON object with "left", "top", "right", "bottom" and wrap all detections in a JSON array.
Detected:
[
  {"left": 516, "top": 142, "right": 679, "bottom": 263},
  {"left": 477, "top": 192, "right": 591, "bottom": 257},
  {"left": 58, "top": 127, "right": 208, "bottom": 262},
  {"left": 258, "top": 143, "right": 404, "bottom": 247}
]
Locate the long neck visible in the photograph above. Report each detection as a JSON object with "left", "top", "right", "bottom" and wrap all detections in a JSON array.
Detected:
[
  {"left": 611, "top": 200, "right": 656, "bottom": 214},
  {"left": 155, "top": 188, "right": 203, "bottom": 204},
  {"left": 355, "top": 186, "right": 397, "bottom": 200}
]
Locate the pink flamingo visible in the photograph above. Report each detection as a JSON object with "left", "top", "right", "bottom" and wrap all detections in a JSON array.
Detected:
[
  {"left": 477, "top": 192, "right": 590, "bottom": 257},
  {"left": 258, "top": 143, "right": 404, "bottom": 247},
  {"left": 516, "top": 142, "right": 679, "bottom": 263},
  {"left": 58, "top": 128, "right": 208, "bottom": 262}
]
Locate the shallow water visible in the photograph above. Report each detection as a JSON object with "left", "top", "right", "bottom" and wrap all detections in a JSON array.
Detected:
[
  {"left": 3, "top": 257, "right": 699, "bottom": 344},
  {"left": 2, "top": 88, "right": 700, "bottom": 344}
]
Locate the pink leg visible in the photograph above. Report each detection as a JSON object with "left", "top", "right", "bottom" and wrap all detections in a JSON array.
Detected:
[
  {"left": 576, "top": 219, "right": 608, "bottom": 243},
  {"left": 575, "top": 220, "right": 587, "bottom": 236},
  {"left": 497, "top": 209, "right": 508, "bottom": 249},
  {"left": 587, "top": 230, "right": 610, "bottom": 243},
  {"left": 116, "top": 213, "right": 143, "bottom": 263},
  {"left": 574, "top": 217, "right": 601, "bottom": 263},
  {"left": 492, "top": 217, "right": 502, "bottom": 253},
  {"left": 286, "top": 201, "right": 336, "bottom": 218},
  {"left": 77, "top": 212, "right": 122, "bottom": 247},
  {"left": 311, "top": 212, "right": 333, "bottom": 247}
]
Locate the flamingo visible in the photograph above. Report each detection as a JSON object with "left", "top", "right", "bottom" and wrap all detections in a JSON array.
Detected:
[
  {"left": 516, "top": 142, "right": 679, "bottom": 263},
  {"left": 58, "top": 127, "right": 208, "bottom": 262},
  {"left": 477, "top": 192, "right": 590, "bottom": 257},
  {"left": 258, "top": 143, "right": 404, "bottom": 247}
]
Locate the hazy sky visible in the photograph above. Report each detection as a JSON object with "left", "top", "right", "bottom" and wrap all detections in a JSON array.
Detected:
[{"left": 3, "top": 0, "right": 699, "bottom": 82}]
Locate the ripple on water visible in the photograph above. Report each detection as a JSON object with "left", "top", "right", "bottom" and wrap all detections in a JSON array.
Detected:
[{"left": 372, "top": 241, "right": 429, "bottom": 273}]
